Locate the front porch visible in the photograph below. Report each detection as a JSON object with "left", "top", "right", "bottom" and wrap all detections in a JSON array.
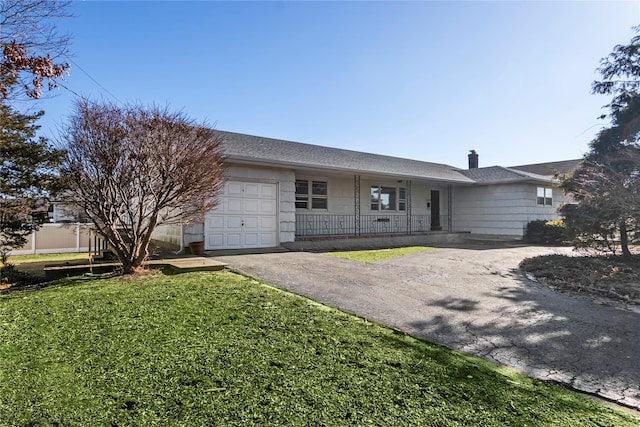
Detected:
[
  {"left": 284, "top": 228, "right": 468, "bottom": 252},
  {"left": 295, "top": 213, "right": 450, "bottom": 238}
]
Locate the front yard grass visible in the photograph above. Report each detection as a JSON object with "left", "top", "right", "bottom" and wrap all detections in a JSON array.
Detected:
[
  {"left": 324, "top": 246, "right": 436, "bottom": 263},
  {"left": 4, "top": 253, "right": 91, "bottom": 282},
  {"left": 8, "top": 253, "right": 89, "bottom": 265},
  {"left": 0, "top": 271, "right": 636, "bottom": 426}
]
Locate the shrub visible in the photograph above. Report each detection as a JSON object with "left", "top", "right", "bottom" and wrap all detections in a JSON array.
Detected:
[
  {"left": 0, "top": 263, "right": 37, "bottom": 288},
  {"left": 525, "top": 220, "right": 568, "bottom": 245}
]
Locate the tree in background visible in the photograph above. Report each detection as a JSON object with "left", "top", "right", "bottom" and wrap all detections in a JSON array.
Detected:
[
  {"left": 561, "top": 28, "right": 640, "bottom": 256},
  {"left": 0, "top": 0, "right": 71, "bottom": 100},
  {"left": 58, "top": 100, "right": 225, "bottom": 275},
  {"left": 0, "top": 0, "right": 70, "bottom": 276},
  {"left": 0, "top": 104, "right": 61, "bottom": 265},
  {"left": 561, "top": 145, "right": 640, "bottom": 256}
]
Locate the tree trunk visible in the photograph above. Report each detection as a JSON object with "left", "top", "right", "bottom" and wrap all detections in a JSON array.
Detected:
[
  {"left": 619, "top": 220, "right": 632, "bottom": 258},
  {"left": 121, "top": 262, "right": 136, "bottom": 275}
]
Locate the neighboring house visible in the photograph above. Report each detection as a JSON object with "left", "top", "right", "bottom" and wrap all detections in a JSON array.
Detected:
[
  {"left": 48, "top": 202, "right": 90, "bottom": 223},
  {"left": 509, "top": 159, "right": 583, "bottom": 205},
  {"left": 509, "top": 159, "right": 583, "bottom": 178},
  {"left": 152, "top": 130, "right": 576, "bottom": 251}
]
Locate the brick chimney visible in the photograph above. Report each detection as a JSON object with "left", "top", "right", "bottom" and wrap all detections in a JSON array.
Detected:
[{"left": 468, "top": 149, "right": 479, "bottom": 169}]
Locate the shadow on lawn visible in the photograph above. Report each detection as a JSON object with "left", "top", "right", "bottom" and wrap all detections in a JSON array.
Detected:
[
  {"left": 375, "top": 331, "right": 636, "bottom": 424},
  {"left": 408, "top": 268, "right": 640, "bottom": 411},
  {"left": 0, "top": 270, "right": 114, "bottom": 295}
]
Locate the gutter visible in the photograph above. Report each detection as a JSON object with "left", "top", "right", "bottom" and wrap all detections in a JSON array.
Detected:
[{"left": 224, "top": 156, "right": 477, "bottom": 185}]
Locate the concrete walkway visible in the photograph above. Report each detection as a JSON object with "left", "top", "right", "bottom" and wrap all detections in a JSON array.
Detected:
[{"left": 216, "top": 245, "right": 640, "bottom": 411}]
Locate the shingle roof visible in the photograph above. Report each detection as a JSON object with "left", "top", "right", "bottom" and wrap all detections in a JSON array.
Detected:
[
  {"left": 459, "top": 166, "right": 555, "bottom": 184},
  {"left": 216, "top": 130, "right": 475, "bottom": 184},
  {"left": 508, "top": 159, "right": 582, "bottom": 177},
  {"left": 215, "top": 130, "right": 556, "bottom": 185}
]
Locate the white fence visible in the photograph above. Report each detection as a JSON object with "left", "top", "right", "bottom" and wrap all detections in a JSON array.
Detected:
[{"left": 9, "top": 223, "right": 93, "bottom": 256}]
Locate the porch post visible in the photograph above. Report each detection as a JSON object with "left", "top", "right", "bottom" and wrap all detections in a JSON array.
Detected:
[
  {"left": 354, "top": 175, "right": 361, "bottom": 236},
  {"left": 447, "top": 184, "right": 452, "bottom": 232},
  {"left": 406, "top": 180, "right": 412, "bottom": 234}
]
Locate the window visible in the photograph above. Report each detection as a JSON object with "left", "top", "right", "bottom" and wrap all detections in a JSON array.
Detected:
[
  {"left": 371, "top": 186, "right": 406, "bottom": 211},
  {"left": 537, "top": 187, "right": 553, "bottom": 206},
  {"left": 399, "top": 188, "right": 406, "bottom": 211},
  {"left": 296, "top": 179, "right": 328, "bottom": 209},
  {"left": 295, "top": 180, "right": 309, "bottom": 208}
]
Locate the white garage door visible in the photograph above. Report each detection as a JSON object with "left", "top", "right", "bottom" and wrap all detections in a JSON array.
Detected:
[{"left": 205, "top": 181, "right": 278, "bottom": 250}]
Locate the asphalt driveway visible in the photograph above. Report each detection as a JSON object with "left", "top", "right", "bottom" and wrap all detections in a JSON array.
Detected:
[{"left": 215, "top": 244, "right": 640, "bottom": 411}]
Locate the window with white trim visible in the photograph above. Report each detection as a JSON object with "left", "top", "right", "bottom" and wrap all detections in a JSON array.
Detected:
[
  {"left": 296, "top": 179, "right": 328, "bottom": 209},
  {"left": 537, "top": 187, "right": 553, "bottom": 206},
  {"left": 370, "top": 185, "right": 406, "bottom": 211}
]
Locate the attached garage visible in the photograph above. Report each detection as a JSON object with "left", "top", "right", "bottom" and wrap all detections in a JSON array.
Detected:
[{"left": 204, "top": 181, "right": 279, "bottom": 250}]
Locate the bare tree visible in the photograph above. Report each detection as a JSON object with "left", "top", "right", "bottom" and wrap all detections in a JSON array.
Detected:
[
  {"left": 0, "top": 0, "right": 71, "bottom": 99},
  {"left": 58, "top": 100, "right": 225, "bottom": 274},
  {"left": 562, "top": 146, "right": 640, "bottom": 257}
]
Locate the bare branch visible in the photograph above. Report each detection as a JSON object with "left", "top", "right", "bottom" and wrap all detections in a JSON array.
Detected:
[
  {"left": 0, "top": 0, "right": 71, "bottom": 100},
  {"left": 58, "top": 100, "right": 225, "bottom": 274}
]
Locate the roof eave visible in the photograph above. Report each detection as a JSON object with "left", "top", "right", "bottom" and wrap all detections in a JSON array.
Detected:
[
  {"left": 224, "top": 156, "right": 476, "bottom": 184},
  {"left": 472, "top": 177, "right": 558, "bottom": 185}
]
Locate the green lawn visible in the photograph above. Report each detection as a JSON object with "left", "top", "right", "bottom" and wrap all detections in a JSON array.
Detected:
[
  {"left": 0, "top": 271, "right": 636, "bottom": 426},
  {"left": 8, "top": 253, "right": 89, "bottom": 265},
  {"left": 4, "top": 253, "right": 91, "bottom": 282},
  {"left": 324, "top": 246, "right": 436, "bottom": 262}
]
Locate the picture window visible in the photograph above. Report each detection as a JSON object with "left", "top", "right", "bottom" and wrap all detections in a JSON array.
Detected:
[{"left": 371, "top": 185, "right": 405, "bottom": 211}]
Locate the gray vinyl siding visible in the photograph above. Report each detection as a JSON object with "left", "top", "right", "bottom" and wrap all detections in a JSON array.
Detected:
[{"left": 451, "top": 183, "right": 561, "bottom": 237}]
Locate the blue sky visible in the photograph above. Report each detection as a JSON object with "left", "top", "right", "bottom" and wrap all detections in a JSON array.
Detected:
[{"left": 31, "top": 1, "right": 640, "bottom": 169}]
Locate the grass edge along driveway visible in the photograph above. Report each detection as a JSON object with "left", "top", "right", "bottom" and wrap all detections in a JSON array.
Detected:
[
  {"left": 324, "top": 246, "right": 436, "bottom": 263},
  {"left": 0, "top": 271, "right": 637, "bottom": 426}
]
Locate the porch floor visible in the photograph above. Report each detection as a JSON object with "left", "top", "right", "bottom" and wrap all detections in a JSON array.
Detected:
[{"left": 283, "top": 231, "right": 471, "bottom": 252}]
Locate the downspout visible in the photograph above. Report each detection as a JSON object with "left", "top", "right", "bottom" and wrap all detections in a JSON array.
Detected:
[{"left": 174, "top": 223, "right": 185, "bottom": 255}]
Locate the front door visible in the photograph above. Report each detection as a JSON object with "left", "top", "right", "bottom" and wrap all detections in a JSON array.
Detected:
[{"left": 430, "top": 190, "right": 442, "bottom": 231}]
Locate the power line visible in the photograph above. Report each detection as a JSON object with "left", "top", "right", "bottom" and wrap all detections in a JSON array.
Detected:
[
  {"left": 55, "top": 80, "right": 83, "bottom": 100},
  {"left": 29, "top": 23, "right": 124, "bottom": 105},
  {"left": 64, "top": 57, "right": 124, "bottom": 105}
]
